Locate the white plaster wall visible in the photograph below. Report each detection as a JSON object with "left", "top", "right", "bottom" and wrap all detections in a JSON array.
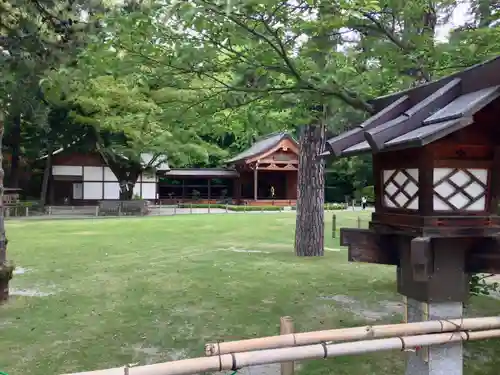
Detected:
[
  {"left": 104, "top": 182, "right": 120, "bottom": 199},
  {"left": 52, "top": 165, "right": 82, "bottom": 176},
  {"left": 83, "top": 166, "right": 103, "bottom": 181},
  {"left": 83, "top": 182, "right": 103, "bottom": 199},
  {"left": 104, "top": 167, "right": 118, "bottom": 182},
  {"left": 141, "top": 183, "right": 157, "bottom": 199}
]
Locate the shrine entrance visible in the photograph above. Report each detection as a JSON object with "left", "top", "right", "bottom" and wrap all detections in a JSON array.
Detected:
[{"left": 228, "top": 132, "right": 299, "bottom": 205}]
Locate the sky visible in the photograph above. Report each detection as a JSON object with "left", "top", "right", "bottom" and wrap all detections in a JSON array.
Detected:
[{"left": 435, "top": 2, "right": 474, "bottom": 42}]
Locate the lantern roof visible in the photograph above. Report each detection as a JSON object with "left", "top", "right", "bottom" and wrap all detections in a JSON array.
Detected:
[{"left": 325, "top": 56, "right": 500, "bottom": 158}]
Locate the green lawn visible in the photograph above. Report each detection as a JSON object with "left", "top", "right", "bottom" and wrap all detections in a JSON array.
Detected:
[{"left": 1, "top": 212, "right": 500, "bottom": 375}]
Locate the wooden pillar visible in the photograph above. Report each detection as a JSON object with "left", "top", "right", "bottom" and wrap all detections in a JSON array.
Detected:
[
  {"left": 208, "top": 178, "right": 211, "bottom": 200},
  {"left": 49, "top": 178, "right": 55, "bottom": 205},
  {"left": 233, "top": 177, "right": 241, "bottom": 202},
  {"left": 398, "top": 237, "right": 469, "bottom": 375},
  {"left": 253, "top": 164, "right": 258, "bottom": 201}
]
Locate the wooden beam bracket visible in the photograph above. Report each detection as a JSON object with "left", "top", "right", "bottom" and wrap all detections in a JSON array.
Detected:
[{"left": 340, "top": 228, "right": 399, "bottom": 266}]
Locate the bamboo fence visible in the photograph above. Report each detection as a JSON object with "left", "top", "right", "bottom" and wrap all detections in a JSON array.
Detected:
[
  {"left": 63, "top": 329, "right": 500, "bottom": 375},
  {"left": 205, "top": 316, "right": 500, "bottom": 355}
]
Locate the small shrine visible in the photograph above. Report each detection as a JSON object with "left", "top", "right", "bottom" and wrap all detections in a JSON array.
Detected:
[{"left": 324, "top": 56, "right": 500, "bottom": 375}]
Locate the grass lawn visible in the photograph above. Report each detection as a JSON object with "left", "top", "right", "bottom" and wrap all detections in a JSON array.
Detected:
[{"left": 1, "top": 211, "right": 500, "bottom": 375}]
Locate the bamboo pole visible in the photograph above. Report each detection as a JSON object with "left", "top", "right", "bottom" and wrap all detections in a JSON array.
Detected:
[
  {"left": 280, "top": 317, "right": 294, "bottom": 375},
  {"left": 205, "top": 316, "right": 500, "bottom": 356},
  {"left": 62, "top": 329, "right": 500, "bottom": 375}
]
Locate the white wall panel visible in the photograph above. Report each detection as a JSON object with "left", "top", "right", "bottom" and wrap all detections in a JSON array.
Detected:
[
  {"left": 141, "top": 173, "right": 157, "bottom": 183},
  {"left": 83, "top": 166, "right": 103, "bottom": 181},
  {"left": 52, "top": 165, "right": 82, "bottom": 176},
  {"left": 83, "top": 182, "right": 103, "bottom": 199},
  {"left": 104, "top": 167, "right": 118, "bottom": 182},
  {"left": 141, "top": 183, "right": 157, "bottom": 199},
  {"left": 132, "top": 184, "right": 140, "bottom": 198},
  {"left": 104, "top": 182, "right": 120, "bottom": 199}
]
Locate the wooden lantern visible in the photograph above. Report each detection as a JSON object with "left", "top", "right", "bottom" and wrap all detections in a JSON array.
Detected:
[{"left": 324, "top": 56, "right": 500, "bottom": 303}]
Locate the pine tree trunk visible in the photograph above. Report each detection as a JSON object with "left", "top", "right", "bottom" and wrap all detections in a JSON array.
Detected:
[
  {"left": 0, "top": 115, "right": 12, "bottom": 302},
  {"left": 294, "top": 122, "right": 325, "bottom": 257},
  {"left": 40, "top": 145, "right": 52, "bottom": 207},
  {"left": 9, "top": 114, "right": 21, "bottom": 188}
]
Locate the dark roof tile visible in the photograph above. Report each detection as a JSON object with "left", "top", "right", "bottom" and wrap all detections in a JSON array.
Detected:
[{"left": 226, "top": 132, "right": 296, "bottom": 163}]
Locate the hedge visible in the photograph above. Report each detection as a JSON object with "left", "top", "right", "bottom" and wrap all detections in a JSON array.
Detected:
[{"left": 177, "top": 203, "right": 346, "bottom": 211}]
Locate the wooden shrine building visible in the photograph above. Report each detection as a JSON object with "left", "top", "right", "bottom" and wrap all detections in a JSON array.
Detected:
[
  {"left": 48, "top": 132, "right": 299, "bottom": 206},
  {"left": 159, "top": 132, "right": 298, "bottom": 206}
]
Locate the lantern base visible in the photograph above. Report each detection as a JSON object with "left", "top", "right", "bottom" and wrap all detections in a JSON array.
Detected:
[{"left": 404, "top": 298, "right": 463, "bottom": 375}]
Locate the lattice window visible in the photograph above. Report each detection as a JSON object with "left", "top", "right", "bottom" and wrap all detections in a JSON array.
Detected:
[
  {"left": 433, "top": 168, "right": 488, "bottom": 211},
  {"left": 382, "top": 169, "right": 419, "bottom": 210}
]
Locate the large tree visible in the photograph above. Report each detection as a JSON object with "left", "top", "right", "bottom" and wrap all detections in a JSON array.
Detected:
[{"left": 95, "top": 0, "right": 462, "bottom": 256}]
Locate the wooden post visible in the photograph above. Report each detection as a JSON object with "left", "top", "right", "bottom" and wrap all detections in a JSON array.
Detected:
[
  {"left": 332, "top": 214, "right": 336, "bottom": 238},
  {"left": 357, "top": 216, "right": 361, "bottom": 228},
  {"left": 208, "top": 202, "right": 211, "bottom": 214},
  {"left": 208, "top": 179, "right": 211, "bottom": 201},
  {"left": 95, "top": 206, "right": 99, "bottom": 217},
  {"left": 254, "top": 164, "right": 258, "bottom": 201},
  {"left": 25, "top": 206, "right": 29, "bottom": 217},
  {"left": 190, "top": 203, "right": 193, "bottom": 214},
  {"left": 225, "top": 203, "right": 228, "bottom": 213},
  {"left": 280, "top": 316, "right": 294, "bottom": 375}
]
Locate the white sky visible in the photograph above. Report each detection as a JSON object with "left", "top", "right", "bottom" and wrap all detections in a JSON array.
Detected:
[{"left": 435, "top": 2, "right": 474, "bottom": 42}]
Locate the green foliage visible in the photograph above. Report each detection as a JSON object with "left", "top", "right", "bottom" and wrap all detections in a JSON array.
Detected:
[
  {"left": 470, "top": 274, "right": 500, "bottom": 297},
  {"left": 359, "top": 186, "right": 375, "bottom": 203},
  {"left": 0, "top": 261, "right": 14, "bottom": 282}
]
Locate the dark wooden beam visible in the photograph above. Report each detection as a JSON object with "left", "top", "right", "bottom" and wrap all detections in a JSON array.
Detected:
[
  {"left": 488, "top": 147, "right": 500, "bottom": 214},
  {"left": 410, "top": 237, "right": 433, "bottom": 282},
  {"left": 253, "top": 165, "right": 258, "bottom": 201},
  {"left": 340, "top": 228, "right": 399, "bottom": 266},
  {"left": 365, "top": 78, "right": 462, "bottom": 152},
  {"left": 326, "top": 96, "right": 410, "bottom": 157}
]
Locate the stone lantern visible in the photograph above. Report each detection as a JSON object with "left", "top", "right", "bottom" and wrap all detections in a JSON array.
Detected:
[{"left": 324, "top": 56, "right": 500, "bottom": 375}]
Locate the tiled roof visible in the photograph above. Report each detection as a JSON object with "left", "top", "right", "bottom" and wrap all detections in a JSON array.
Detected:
[{"left": 226, "top": 132, "right": 296, "bottom": 163}]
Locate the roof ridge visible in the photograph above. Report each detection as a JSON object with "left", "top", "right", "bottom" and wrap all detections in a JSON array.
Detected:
[{"left": 254, "top": 131, "right": 288, "bottom": 142}]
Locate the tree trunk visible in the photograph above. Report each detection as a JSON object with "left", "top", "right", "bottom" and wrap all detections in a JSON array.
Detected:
[
  {"left": 0, "top": 114, "right": 12, "bottom": 303},
  {"left": 294, "top": 122, "right": 325, "bottom": 257},
  {"left": 119, "top": 181, "right": 135, "bottom": 200},
  {"left": 9, "top": 114, "right": 21, "bottom": 188},
  {"left": 40, "top": 145, "right": 53, "bottom": 207}
]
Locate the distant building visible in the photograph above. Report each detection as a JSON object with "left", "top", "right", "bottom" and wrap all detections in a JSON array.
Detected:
[{"left": 47, "top": 132, "right": 299, "bottom": 206}]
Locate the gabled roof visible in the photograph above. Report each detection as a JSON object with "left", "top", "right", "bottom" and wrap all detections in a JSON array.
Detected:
[
  {"left": 325, "top": 56, "right": 500, "bottom": 157},
  {"left": 226, "top": 132, "right": 297, "bottom": 164}
]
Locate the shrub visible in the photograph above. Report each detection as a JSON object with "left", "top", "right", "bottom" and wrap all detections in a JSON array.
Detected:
[
  {"left": 324, "top": 203, "right": 346, "bottom": 210},
  {"left": 230, "top": 205, "right": 282, "bottom": 212},
  {"left": 178, "top": 203, "right": 346, "bottom": 211},
  {"left": 470, "top": 274, "right": 499, "bottom": 297},
  {"left": 360, "top": 186, "right": 375, "bottom": 203},
  {"left": 178, "top": 203, "right": 283, "bottom": 211}
]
